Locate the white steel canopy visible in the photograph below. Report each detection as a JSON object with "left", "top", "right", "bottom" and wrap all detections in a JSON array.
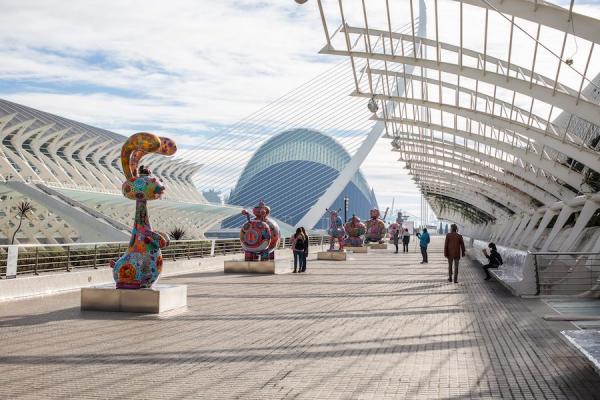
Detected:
[{"left": 297, "top": 0, "right": 600, "bottom": 235}]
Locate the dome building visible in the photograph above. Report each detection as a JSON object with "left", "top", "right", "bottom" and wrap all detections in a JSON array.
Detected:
[{"left": 222, "top": 128, "right": 378, "bottom": 230}]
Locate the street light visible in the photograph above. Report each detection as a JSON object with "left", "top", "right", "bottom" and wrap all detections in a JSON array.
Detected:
[
  {"left": 343, "top": 195, "right": 349, "bottom": 223},
  {"left": 367, "top": 95, "right": 379, "bottom": 113}
]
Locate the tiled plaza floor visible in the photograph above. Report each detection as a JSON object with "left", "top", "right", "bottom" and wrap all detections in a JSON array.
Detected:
[{"left": 1, "top": 238, "right": 599, "bottom": 399}]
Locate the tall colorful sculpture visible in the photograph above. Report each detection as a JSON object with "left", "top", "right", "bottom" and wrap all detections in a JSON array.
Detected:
[
  {"left": 325, "top": 208, "right": 345, "bottom": 251},
  {"left": 365, "top": 208, "right": 387, "bottom": 244},
  {"left": 344, "top": 214, "right": 366, "bottom": 247},
  {"left": 240, "top": 200, "right": 281, "bottom": 261},
  {"left": 112, "top": 132, "right": 176, "bottom": 289}
]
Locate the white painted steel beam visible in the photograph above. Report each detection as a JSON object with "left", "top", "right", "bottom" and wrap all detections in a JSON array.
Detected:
[
  {"left": 393, "top": 137, "right": 569, "bottom": 201},
  {"left": 421, "top": 185, "right": 500, "bottom": 217},
  {"left": 380, "top": 117, "right": 588, "bottom": 192},
  {"left": 358, "top": 93, "right": 600, "bottom": 172},
  {"left": 455, "top": 0, "right": 600, "bottom": 44},
  {"left": 399, "top": 151, "right": 558, "bottom": 205},
  {"left": 559, "top": 197, "right": 600, "bottom": 251},
  {"left": 324, "top": 42, "right": 600, "bottom": 129},
  {"left": 406, "top": 167, "right": 530, "bottom": 212}
]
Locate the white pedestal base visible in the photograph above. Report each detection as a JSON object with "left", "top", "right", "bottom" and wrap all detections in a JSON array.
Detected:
[
  {"left": 345, "top": 246, "right": 368, "bottom": 253},
  {"left": 224, "top": 259, "right": 291, "bottom": 274},
  {"left": 317, "top": 251, "right": 347, "bottom": 261},
  {"left": 81, "top": 284, "right": 187, "bottom": 313},
  {"left": 369, "top": 243, "right": 388, "bottom": 250}
]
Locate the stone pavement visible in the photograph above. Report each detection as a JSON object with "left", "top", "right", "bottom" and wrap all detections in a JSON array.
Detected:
[{"left": 1, "top": 237, "right": 599, "bottom": 399}]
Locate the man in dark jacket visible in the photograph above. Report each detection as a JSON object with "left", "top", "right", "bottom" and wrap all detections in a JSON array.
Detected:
[
  {"left": 444, "top": 224, "right": 465, "bottom": 283},
  {"left": 482, "top": 242, "right": 503, "bottom": 281}
]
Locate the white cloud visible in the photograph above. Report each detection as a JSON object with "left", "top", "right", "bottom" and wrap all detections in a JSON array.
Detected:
[{"left": 2, "top": 0, "right": 597, "bottom": 225}]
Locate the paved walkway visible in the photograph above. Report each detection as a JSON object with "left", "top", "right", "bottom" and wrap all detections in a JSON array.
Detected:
[{"left": 1, "top": 238, "right": 599, "bottom": 399}]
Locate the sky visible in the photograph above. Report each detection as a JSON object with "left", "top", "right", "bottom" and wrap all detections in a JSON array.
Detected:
[{"left": 1, "top": 0, "right": 599, "bottom": 225}]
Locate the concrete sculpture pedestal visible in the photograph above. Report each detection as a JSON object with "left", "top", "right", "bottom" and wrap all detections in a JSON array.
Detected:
[
  {"left": 346, "top": 246, "right": 368, "bottom": 253},
  {"left": 224, "top": 259, "right": 290, "bottom": 274},
  {"left": 317, "top": 251, "right": 347, "bottom": 261},
  {"left": 81, "top": 284, "right": 187, "bottom": 313},
  {"left": 369, "top": 243, "right": 388, "bottom": 250}
]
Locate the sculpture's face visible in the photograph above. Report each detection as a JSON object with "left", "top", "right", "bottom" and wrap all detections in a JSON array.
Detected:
[
  {"left": 352, "top": 215, "right": 360, "bottom": 225},
  {"left": 370, "top": 209, "right": 380, "bottom": 219},
  {"left": 252, "top": 203, "right": 269, "bottom": 220},
  {"left": 122, "top": 175, "right": 165, "bottom": 201},
  {"left": 330, "top": 211, "right": 338, "bottom": 221},
  {"left": 159, "top": 137, "right": 177, "bottom": 156}
]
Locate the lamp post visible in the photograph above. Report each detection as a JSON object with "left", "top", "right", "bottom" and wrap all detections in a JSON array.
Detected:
[{"left": 344, "top": 195, "right": 349, "bottom": 223}]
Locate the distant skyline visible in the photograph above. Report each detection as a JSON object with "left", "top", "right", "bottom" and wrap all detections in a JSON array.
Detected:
[{"left": 1, "top": 0, "right": 598, "bottom": 224}]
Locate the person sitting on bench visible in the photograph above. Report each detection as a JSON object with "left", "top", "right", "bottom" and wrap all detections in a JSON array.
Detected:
[{"left": 482, "top": 242, "right": 503, "bottom": 281}]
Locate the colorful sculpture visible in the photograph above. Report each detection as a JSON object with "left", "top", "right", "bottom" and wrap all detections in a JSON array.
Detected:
[
  {"left": 388, "top": 222, "right": 400, "bottom": 239},
  {"left": 112, "top": 132, "right": 176, "bottom": 289},
  {"left": 240, "top": 200, "right": 281, "bottom": 261},
  {"left": 325, "top": 208, "right": 345, "bottom": 251},
  {"left": 365, "top": 208, "right": 387, "bottom": 244},
  {"left": 344, "top": 214, "right": 366, "bottom": 247},
  {"left": 388, "top": 210, "right": 404, "bottom": 238}
]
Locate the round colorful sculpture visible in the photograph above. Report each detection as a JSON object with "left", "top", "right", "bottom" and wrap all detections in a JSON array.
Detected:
[
  {"left": 390, "top": 211, "right": 408, "bottom": 238},
  {"left": 325, "top": 208, "right": 345, "bottom": 252},
  {"left": 344, "top": 215, "right": 366, "bottom": 247},
  {"left": 111, "top": 132, "right": 176, "bottom": 289},
  {"left": 388, "top": 222, "right": 401, "bottom": 239},
  {"left": 365, "top": 208, "right": 387, "bottom": 244},
  {"left": 240, "top": 200, "right": 281, "bottom": 261}
]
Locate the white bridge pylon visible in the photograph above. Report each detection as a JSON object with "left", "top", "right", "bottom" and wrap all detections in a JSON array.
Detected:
[{"left": 295, "top": 0, "right": 427, "bottom": 229}]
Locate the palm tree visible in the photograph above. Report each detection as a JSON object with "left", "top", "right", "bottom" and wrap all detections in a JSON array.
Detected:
[
  {"left": 168, "top": 227, "right": 186, "bottom": 241},
  {"left": 11, "top": 201, "right": 33, "bottom": 244}
]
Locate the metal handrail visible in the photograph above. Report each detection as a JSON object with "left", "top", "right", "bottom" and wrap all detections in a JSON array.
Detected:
[
  {"left": 0, "top": 236, "right": 328, "bottom": 278},
  {"left": 0, "top": 237, "right": 242, "bottom": 250},
  {"left": 530, "top": 251, "right": 600, "bottom": 296},
  {"left": 529, "top": 251, "right": 600, "bottom": 256}
]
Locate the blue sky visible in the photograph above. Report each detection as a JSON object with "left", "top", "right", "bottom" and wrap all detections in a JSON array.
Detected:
[{"left": 1, "top": 0, "right": 599, "bottom": 224}]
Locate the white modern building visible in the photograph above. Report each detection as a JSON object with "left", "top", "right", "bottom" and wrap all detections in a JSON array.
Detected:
[{"left": 0, "top": 99, "right": 237, "bottom": 244}]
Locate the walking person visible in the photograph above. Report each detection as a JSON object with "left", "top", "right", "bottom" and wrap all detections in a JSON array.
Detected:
[
  {"left": 300, "top": 226, "right": 309, "bottom": 272},
  {"left": 402, "top": 228, "right": 410, "bottom": 253},
  {"left": 482, "top": 242, "right": 503, "bottom": 281},
  {"left": 291, "top": 228, "right": 307, "bottom": 273},
  {"left": 417, "top": 228, "right": 430, "bottom": 264},
  {"left": 444, "top": 224, "right": 466, "bottom": 283},
  {"left": 393, "top": 228, "right": 400, "bottom": 253}
]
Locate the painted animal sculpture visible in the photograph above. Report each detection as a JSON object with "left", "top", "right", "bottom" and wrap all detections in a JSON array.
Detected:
[
  {"left": 365, "top": 208, "right": 387, "bottom": 244},
  {"left": 240, "top": 200, "right": 281, "bottom": 261},
  {"left": 111, "top": 132, "right": 177, "bottom": 289},
  {"left": 344, "top": 215, "right": 366, "bottom": 247},
  {"left": 325, "top": 208, "right": 345, "bottom": 251},
  {"left": 388, "top": 222, "right": 400, "bottom": 239}
]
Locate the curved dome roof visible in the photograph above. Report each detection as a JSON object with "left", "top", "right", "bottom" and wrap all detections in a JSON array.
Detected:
[
  {"left": 232, "top": 128, "right": 373, "bottom": 201},
  {"left": 224, "top": 128, "right": 378, "bottom": 229}
]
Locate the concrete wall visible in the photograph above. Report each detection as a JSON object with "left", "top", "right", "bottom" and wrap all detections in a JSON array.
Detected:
[{"left": 0, "top": 247, "right": 308, "bottom": 302}]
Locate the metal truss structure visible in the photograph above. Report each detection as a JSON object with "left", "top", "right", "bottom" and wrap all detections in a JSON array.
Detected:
[{"left": 299, "top": 0, "right": 600, "bottom": 252}]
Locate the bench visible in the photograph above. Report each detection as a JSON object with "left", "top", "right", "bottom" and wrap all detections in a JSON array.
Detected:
[
  {"left": 489, "top": 268, "right": 522, "bottom": 296},
  {"left": 562, "top": 330, "right": 600, "bottom": 374}
]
